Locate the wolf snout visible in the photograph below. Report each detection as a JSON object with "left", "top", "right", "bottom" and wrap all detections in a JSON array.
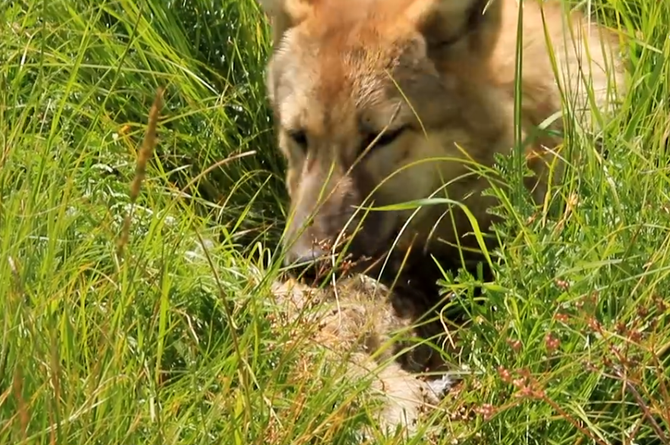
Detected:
[
  {"left": 283, "top": 242, "right": 333, "bottom": 281},
  {"left": 284, "top": 244, "right": 327, "bottom": 266}
]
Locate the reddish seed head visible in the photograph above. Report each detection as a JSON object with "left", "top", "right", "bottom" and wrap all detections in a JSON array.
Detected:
[
  {"left": 544, "top": 333, "right": 560, "bottom": 353},
  {"left": 554, "top": 312, "right": 569, "bottom": 323},
  {"left": 555, "top": 279, "right": 570, "bottom": 291},
  {"left": 532, "top": 388, "right": 546, "bottom": 398},
  {"left": 636, "top": 305, "right": 649, "bottom": 318},
  {"left": 653, "top": 295, "right": 667, "bottom": 312},
  {"left": 497, "top": 366, "right": 512, "bottom": 383},
  {"left": 512, "top": 377, "right": 526, "bottom": 388},
  {"left": 584, "top": 360, "right": 598, "bottom": 372},
  {"left": 587, "top": 318, "right": 602, "bottom": 332},
  {"left": 515, "top": 385, "right": 534, "bottom": 398},
  {"left": 628, "top": 329, "right": 642, "bottom": 343},
  {"left": 615, "top": 322, "right": 627, "bottom": 334},
  {"left": 507, "top": 339, "right": 522, "bottom": 352},
  {"left": 475, "top": 403, "right": 497, "bottom": 420}
]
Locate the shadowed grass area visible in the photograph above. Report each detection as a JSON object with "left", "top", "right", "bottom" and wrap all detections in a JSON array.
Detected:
[{"left": 1, "top": 0, "right": 669, "bottom": 444}]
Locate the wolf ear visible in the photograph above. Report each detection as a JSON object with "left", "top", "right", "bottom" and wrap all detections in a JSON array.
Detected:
[
  {"left": 257, "top": 0, "right": 315, "bottom": 46},
  {"left": 406, "top": 0, "right": 503, "bottom": 61}
]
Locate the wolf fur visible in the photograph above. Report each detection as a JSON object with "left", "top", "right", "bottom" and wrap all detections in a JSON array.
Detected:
[
  {"left": 259, "top": 0, "right": 626, "bottom": 280},
  {"left": 260, "top": 0, "right": 627, "bottom": 435}
]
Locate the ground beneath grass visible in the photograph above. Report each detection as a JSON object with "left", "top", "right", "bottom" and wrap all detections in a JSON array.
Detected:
[{"left": 2, "top": 0, "right": 670, "bottom": 444}]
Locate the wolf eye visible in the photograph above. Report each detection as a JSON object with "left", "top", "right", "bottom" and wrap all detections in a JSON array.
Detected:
[
  {"left": 287, "top": 129, "right": 308, "bottom": 151},
  {"left": 360, "top": 126, "right": 408, "bottom": 155}
]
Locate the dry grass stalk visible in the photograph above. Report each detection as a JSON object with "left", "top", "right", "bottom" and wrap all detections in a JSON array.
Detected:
[{"left": 116, "top": 87, "right": 164, "bottom": 258}]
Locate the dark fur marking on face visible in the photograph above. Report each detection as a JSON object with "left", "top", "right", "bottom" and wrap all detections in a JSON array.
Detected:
[{"left": 359, "top": 126, "right": 410, "bottom": 157}]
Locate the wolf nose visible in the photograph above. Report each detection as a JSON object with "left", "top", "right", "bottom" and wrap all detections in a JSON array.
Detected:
[
  {"left": 284, "top": 245, "right": 329, "bottom": 281},
  {"left": 284, "top": 245, "right": 327, "bottom": 266}
]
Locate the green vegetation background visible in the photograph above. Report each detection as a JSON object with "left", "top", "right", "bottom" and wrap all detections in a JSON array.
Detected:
[{"left": 1, "top": 0, "right": 669, "bottom": 444}]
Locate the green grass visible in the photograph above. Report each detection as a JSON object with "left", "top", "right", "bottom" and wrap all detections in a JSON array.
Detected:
[{"left": 1, "top": 0, "right": 669, "bottom": 444}]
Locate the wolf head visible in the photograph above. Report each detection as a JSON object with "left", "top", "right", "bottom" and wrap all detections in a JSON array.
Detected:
[{"left": 259, "top": 0, "right": 513, "bottom": 271}]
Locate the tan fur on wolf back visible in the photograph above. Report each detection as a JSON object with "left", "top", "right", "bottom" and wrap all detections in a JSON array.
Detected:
[{"left": 270, "top": 275, "right": 454, "bottom": 436}]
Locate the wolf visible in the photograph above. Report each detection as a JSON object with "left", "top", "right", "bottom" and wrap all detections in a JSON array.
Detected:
[{"left": 258, "top": 0, "right": 627, "bottom": 297}]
